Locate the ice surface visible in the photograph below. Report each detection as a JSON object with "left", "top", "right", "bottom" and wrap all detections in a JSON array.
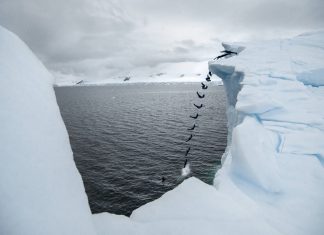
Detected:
[
  {"left": 230, "top": 116, "right": 281, "bottom": 193},
  {"left": 296, "top": 68, "right": 324, "bottom": 87},
  {"left": 209, "top": 36, "right": 324, "bottom": 235},
  {"left": 0, "top": 26, "right": 96, "bottom": 235}
]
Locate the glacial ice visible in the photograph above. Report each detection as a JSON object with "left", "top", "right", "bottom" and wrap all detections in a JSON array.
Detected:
[
  {"left": 230, "top": 116, "right": 282, "bottom": 193},
  {"left": 297, "top": 68, "right": 324, "bottom": 87},
  {"left": 0, "top": 26, "right": 96, "bottom": 235},
  {"left": 208, "top": 31, "right": 324, "bottom": 235},
  {"left": 1, "top": 25, "right": 324, "bottom": 235}
]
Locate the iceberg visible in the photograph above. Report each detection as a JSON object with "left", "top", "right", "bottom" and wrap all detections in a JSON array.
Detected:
[
  {"left": 1, "top": 25, "right": 324, "bottom": 235},
  {"left": 0, "top": 26, "right": 96, "bottom": 235}
]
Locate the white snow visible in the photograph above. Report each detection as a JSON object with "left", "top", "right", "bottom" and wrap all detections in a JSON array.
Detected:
[
  {"left": 1, "top": 24, "right": 324, "bottom": 235},
  {"left": 230, "top": 116, "right": 282, "bottom": 193},
  {"left": 94, "top": 177, "right": 281, "bottom": 235},
  {"left": 0, "top": 26, "right": 96, "bottom": 235},
  {"left": 209, "top": 32, "right": 324, "bottom": 235},
  {"left": 297, "top": 68, "right": 324, "bottom": 87}
]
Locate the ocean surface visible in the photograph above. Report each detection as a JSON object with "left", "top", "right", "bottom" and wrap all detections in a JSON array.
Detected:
[{"left": 54, "top": 83, "right": 227, "bottom": 216}]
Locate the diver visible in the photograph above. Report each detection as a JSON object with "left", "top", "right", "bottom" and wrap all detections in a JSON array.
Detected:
[
  {"left": 214, "top": 50, "right": 237, "bottom": 60},
  {"left": 185, "top": 134, "right": 193, "bottom": 142},
  {"left": 201, "top": 82, "right": 208, "bottom": 89},
  {"left": 221, "top": 50, "right": 238, "bottom": 55},
  {"left": 185, "top": 147, "right": 191, "bottom": 156},
  {"left": 187, "top": 124, "right": 197, "bottom": 130},
  {"left": 194, "top": 103, "right": 204, "bottom": 109},
  {"left": 184, "top": 159, "right": 188, "bottom": 168},
  {"left": 196, "top": 91, "right": 205, "bottom": 99},
  {"left": 190, "top": 113, "right": 200, "bottom": 119},
  {"left": 161, "top": 176, "right": 166, "bottom": 183}
]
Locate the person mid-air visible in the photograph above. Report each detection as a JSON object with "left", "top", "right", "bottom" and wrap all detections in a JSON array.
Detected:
[
  {"left": 205, "top": 74, "right": 211, "bottom": 82},
  {"left": 185, "top": 147, "right": 191, "bottom": 156},
  {"left": 183, "top": 159, "right": 188, "bottom": 168},
  {"left": 201, "top": 83, "right": 208, "bottom": 90},
  {"left": 190, "top": 113, "right": 200, "bottom": 119},
  {"left": 196, "top": 91, "right": 205, "bottom": 99},
  {"left": 187, "top": 124, "right": 197, "bottom": 130},
  {"left": 185, "top": 134, "right": 193, "bottom": 142},
  {"left": 194, "top": 103, "right": 204, "bottom": 109}
]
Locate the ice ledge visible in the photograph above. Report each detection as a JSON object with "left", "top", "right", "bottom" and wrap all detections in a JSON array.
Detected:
[
  {"left": 208, "top": 37, "right": 324, "bottom": 234},
  {"left": 0, "top": 25, "right": 96, "bottom": 235},
  {"left": 209, "top": 62, "right": 282, "bottom": 193}
]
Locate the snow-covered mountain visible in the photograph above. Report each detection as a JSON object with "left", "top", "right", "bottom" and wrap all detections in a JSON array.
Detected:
[
  {"left": 53, "top": 60, "right": 223, "bottom": 86},
  {"left": 1, "top": 24, "right": 324, "bottom": 235}
]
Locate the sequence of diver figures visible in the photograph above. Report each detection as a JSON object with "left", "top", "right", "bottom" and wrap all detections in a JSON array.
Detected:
[{"left": 161, "top": 71, "right": 212, "bottom": 183}]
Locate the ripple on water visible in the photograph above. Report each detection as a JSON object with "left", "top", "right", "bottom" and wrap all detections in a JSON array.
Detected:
[{"left": 55, "top": 83, "right": 227, "bottom": 216}]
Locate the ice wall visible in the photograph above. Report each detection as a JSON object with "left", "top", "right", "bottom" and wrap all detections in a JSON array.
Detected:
[
  {"left": 209, "top": 63, "right": 282, "bottom": 193},
  {"left": 0, "top": 26, "right": 96, "bottom": 234},
  {"left": 209, "top": 33, "right": 324, "bottom": 234}
]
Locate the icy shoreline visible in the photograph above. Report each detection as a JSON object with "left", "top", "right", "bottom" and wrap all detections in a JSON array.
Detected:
[
  {"left": 1, "top": 25, "right": 324, "bottom": 235},
  {"left": 53, "top": 73, "right": 223, "bottom": 87},
  {"left": 54, "top": 80, "right": 223, "bottom": 87}
]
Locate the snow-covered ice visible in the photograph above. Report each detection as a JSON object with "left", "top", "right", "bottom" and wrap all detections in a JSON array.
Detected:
[
  {"left": 1, "top": 24, "right": 324, "bottom": 235},
  {"left": 230, "top": 116, "right": 282, "bottom": 193},
  {"left": 209, "top": 31, "right": 324, "bottom": 235},
  {"left": 0, "top": 26, "right": 96, "bottom": 235}
]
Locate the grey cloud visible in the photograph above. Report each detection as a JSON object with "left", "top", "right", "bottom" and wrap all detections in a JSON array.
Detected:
[
  {"left": 173, "top": 47, "right": 189, "bottom": 53},
  {"left": 0, "top": 0, "right": 136, "bottom": 63},
  {"left": 178, "top": 40, "right": 195, "bottom": 47},
  {"left": 0, "top": 0, "right": 323, "bottom": 79}
]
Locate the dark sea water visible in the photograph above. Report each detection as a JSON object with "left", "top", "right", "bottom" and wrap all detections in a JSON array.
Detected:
[{"left": 54, "top": 83, "right": 227, "bottom": 216}]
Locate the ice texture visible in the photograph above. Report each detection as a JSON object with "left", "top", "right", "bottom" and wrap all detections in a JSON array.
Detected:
[
  {"left": 0, "top": 26, "right": 96, "bottom": 235},
  {"left": 209, "top": 31, "right": 324, "bottom": 235},
  {"left": 297, "top": 68, "right": 324, "bottom": 87},
  {"left": 230, "top": 116, "right": 281, "bottom": 193}
]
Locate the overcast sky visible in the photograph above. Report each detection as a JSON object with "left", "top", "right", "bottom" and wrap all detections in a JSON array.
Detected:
[{"left": 0, "top": 0, "right": 323, "bottom": 79}]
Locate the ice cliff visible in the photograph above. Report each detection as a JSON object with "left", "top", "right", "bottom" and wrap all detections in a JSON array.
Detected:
[
  {"left": 1, "top": 25, "right": 324, "bottom": 235},
  {"left": 0, "top": 26, "right": 96, "bottom": 235}
]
